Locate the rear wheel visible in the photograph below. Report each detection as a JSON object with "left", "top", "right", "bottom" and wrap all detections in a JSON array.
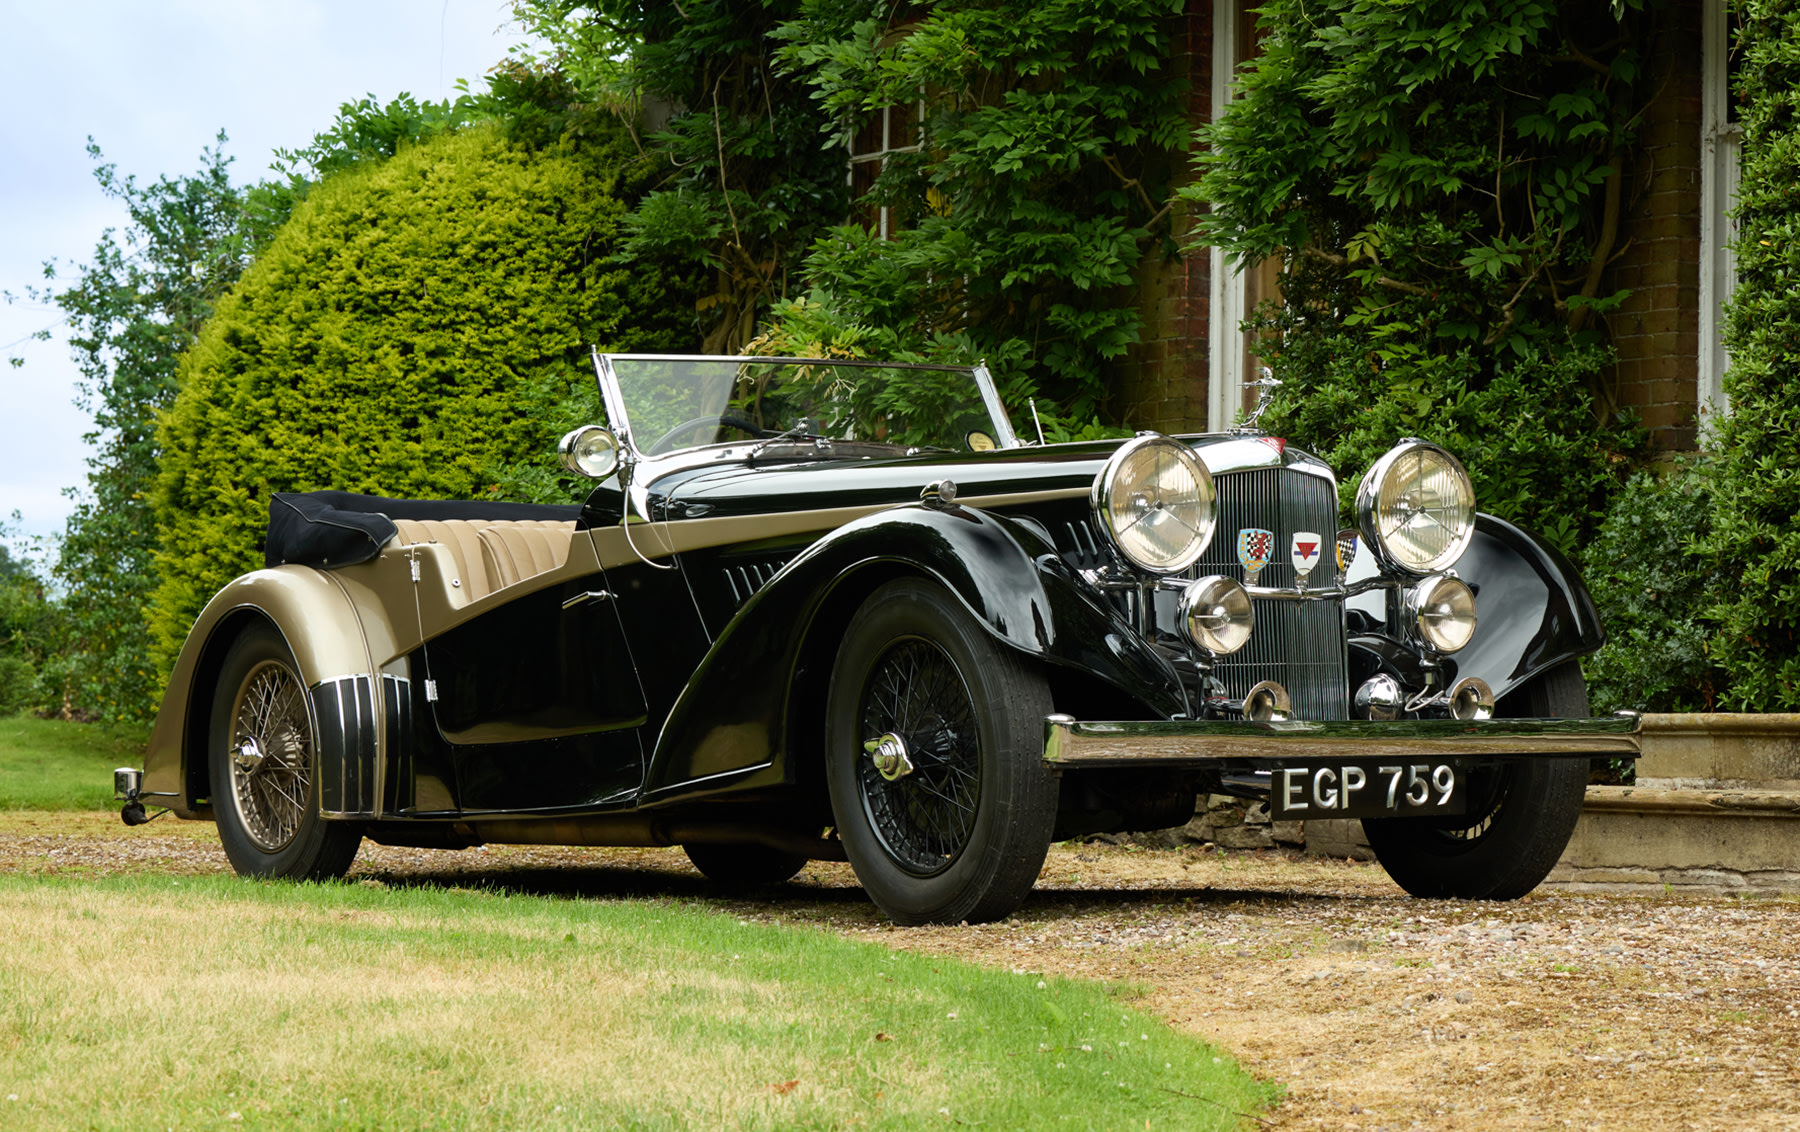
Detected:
[
  {"left": 1364, "top": 662, "right": 1588, "bottom": 900},
  {"left": 683, "top": 842, "right": 807, "bottom": 890},
  {"left": 209, "top": 624, "right": 362, "bottom": 881},
  {"left": 824, "top": 577, "right": 1057, "bottom": 925}
]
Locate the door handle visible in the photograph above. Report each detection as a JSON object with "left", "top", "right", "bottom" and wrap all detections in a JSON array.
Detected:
[{"left": 562, "top": 590, "right": 615, "bottom": 610}]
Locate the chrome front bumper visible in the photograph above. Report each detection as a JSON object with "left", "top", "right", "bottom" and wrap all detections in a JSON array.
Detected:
[{"left": 1042, "top": 712, "right": 1642, "bottom": 768}]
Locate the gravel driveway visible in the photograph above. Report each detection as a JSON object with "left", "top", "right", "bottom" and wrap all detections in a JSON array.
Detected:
[{"left": 6, "top": 811, "right": 1797, "bottom": 1130}]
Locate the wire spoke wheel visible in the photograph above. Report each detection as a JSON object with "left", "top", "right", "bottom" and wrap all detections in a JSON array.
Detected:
[
  {"left": 1363, "top": 662, "right": 1589, "bottom": 900},
  {"left": 824, "top": 577, "right": 1057, "bottom": 925},
  {"left": 227, "top": 660, "right": 314, "bottom": 852},
  {"left": 856, "top": 637, "right": 982, "bottom": 876}
]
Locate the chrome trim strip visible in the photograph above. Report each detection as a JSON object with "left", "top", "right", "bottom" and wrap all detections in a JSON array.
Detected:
[
  {"left": 1042, "top": 712, "right": 1643, "bottom": 766},
  {"left": 601, "top": 353, "right": 986, "bottom": 372},
  {"left": 971, "top": 362, "right": 1021, "bottom": 449},
  {"left": 591, "top": 487, "right": 1091, "bottom": 569}
]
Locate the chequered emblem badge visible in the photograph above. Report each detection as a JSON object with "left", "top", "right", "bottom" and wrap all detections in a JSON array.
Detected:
[
  {"left": 1291, "top": 531, "right": 1323, "bottom": 589},
  {"left": 1237, "top": 528, "right": 1274, "bottom": 586},
  {"left": 1335, "top": 530, "right": 1359, "bottom": 575}
]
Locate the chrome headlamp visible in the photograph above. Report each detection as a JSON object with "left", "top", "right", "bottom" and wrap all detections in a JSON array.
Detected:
[
  {"left": 559, "top": 425, "right": 621, "bottom": 479},
  {"left": 1090, "top": 435, "right": 1216, "bottom": 575},
  {"left": 1355, "top": 440, "right": 1476, "bottom": 575},
  {"left": 1407, "top": 573, "right": 1478, "bottom": 653}
]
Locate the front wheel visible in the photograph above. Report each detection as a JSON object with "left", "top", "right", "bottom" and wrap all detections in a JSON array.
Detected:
[
  {"left": 1364, "top": 662, "right": 1589, "bottom": 899},
  {"left": 824, "top": 577, "right": 1058, "bottom": 925},
  {"left": 209, "top": 624, "right": 362, "bottom": 880}
]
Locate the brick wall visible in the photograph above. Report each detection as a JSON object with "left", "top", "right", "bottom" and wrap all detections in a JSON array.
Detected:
[
  {"left": 1605, "top": 1, "right": 1704, "bottom": 451},
  {"left": 1110, "top": 1, "right": 1214, "bottom": 433}
]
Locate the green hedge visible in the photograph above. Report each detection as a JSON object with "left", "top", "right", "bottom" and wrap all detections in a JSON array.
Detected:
[
  {"left": 1700, "top": 0, "right": 1800, "bottom": 710},
  {"left": 150, "top": 126, "right": 687, "bottom": 672}
]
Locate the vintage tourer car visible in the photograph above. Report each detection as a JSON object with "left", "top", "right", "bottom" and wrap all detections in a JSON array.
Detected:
[{"left": 119, "top": 354, "right": 1640, "bottom": 923}]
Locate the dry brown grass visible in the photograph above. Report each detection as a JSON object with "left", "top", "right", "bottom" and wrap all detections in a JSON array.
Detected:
[{"left": 7, "top": 813, "right": 1797, "bottom": 1129}]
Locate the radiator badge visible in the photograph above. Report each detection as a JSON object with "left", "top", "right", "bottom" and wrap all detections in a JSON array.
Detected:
[
  {"left": 1291, "top": 531, "right": 1323, "bottom": 589},
  {"left": 1335, "top": 529, "right": 1359, "bottom": 576},
  {"left": 1237, "top": 528, "right": 1274, "bottom": 586}
]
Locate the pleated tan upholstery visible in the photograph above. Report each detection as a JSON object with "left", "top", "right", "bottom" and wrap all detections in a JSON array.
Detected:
[{"left": 391, "top": 519, "right": 576, "bottom": 601}]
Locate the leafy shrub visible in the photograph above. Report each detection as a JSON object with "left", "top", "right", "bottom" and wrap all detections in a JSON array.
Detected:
[
  {"left": 1253, "top": 322, "right": 1636, "bottom": 553},
  {"left": 0, "top": 656, "right": 38, "bottom": 718},
  {"left": 1698, "top": 0, "right": 1800, "bottom": 710},
  {"left": 1582, "top": 462, "right": 1729, "bottom": 714},
  {"left": 150, "top": 125, "right": 694, "bottom": 673},
  {"left": 1193, "top": 0, "right": 1651, "bottom": 548}
]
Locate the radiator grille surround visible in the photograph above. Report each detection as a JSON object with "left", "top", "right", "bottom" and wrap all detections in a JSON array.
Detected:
[{"left": 1053, "top": 464, "right": 1352, "bottom": 722}]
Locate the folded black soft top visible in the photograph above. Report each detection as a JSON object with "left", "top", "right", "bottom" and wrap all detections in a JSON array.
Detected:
[{"left": 265, "top": 491, "right": 583, "bottom": 571}]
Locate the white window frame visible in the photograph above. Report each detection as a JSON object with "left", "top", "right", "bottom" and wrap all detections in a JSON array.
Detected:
[
  {"left": 1698, "top": 0, "right": 1741, "bottom": 436},
  {"left": 1208, "top": 0, "right": 1248, "bottom": 432},
  {"left": 846, "top": 101, "right": 925, "bottom": 241}
]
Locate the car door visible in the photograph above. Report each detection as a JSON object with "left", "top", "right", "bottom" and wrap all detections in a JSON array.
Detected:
[{"left": 415, "top": 524, "right": 650, "bottom": 813}]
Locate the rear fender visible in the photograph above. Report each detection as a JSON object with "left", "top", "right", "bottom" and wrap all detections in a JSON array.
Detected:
[
  {"left": 641, "top": 502, "right": 1186, "bottom": 804},
  {"left": 143, "top": 567, "right": 378, "bottom": 816}
]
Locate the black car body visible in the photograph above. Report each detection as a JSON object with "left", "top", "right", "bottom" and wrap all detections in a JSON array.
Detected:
[{"left": 125, "top": 355, "right": 1639, "bottom": 923}]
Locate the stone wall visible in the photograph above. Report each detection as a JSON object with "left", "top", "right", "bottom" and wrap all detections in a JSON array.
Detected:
[
  {"left": 1548, "top": 713, "right": 1800, "bottom": 895},
  {"left": 1600, "top": 0, "right": 1706, "bottom": 451},
  {"left": 1110, "top": 0, "right": 1215, "bottom": 432}
]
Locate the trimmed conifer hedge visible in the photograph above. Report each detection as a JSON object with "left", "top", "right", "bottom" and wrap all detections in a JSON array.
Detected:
[
  {"left": 1701, "top": 0, "right": 1800, "bottom": 710},
  {"left": 149, "top": 125, "right": 686, "bottom": 672}
]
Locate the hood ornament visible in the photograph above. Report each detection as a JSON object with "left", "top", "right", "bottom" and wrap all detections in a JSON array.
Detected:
[{"left": 1233, "top": 367, "right": 1283, "bottom": 434}]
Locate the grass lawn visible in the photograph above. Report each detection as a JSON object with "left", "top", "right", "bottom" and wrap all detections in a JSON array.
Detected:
[
  {"left": 0, "top": 874, "right": 1275, "bottom": 1131},
  {"left": 0, "top": 714, "right": 148, "bottom": 810}
]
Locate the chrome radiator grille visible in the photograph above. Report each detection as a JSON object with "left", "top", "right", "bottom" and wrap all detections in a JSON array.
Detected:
[
  {"left": 1053, "top": 466, "right": 1352, "bottom": 722},
  {"left": 1196, "top": 468, "right": 1350, "bottom": 721}
]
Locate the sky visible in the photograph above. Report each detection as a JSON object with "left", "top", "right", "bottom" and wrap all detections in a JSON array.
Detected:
[{"left": 0, "top": 0, "right": 533, "bottom": 556}]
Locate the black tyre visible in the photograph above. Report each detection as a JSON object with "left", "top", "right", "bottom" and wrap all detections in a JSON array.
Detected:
[
  {"left": 209, "top": 624, "right": 362, "bottom": 881},
  {"left": 1364, "top": 661, "right": 1589, "bottom": 900},
  {"left": 683, "top": 842, "right": 808, "bottom": 890},
  {"left": 824, "top": 577, "right": 1057, "bottom": 925}
]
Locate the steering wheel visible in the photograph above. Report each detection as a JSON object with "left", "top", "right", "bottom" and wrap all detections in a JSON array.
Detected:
[{"left": 646, "top": 410, "right": 770, "bottom": 455}]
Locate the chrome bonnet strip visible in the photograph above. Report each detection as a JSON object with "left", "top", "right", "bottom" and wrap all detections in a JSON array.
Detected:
[{"left": 1043, "top": 713, "right": 1644, "bottom": 766}]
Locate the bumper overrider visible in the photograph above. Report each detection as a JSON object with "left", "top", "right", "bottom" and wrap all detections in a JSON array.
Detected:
[{"left": 1043, "top": 712, "right": 1642, "bottom": 821}]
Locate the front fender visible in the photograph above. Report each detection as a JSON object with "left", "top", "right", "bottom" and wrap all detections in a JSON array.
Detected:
[
  {"left": 143, "top": 567, "right": 376, "bottom": 816},
  {"left": 641, "top": 502, "right": 1186, "bottom": 803},
  {"left": 1448, "top": 514, "right": 1606, "bottom": 702}
]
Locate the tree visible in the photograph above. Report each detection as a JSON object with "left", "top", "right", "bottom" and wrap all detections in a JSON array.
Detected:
[
  {"left": 149, "top": 124, "right": 694, "bottom": 671},
  {"left": 31, "top": 138, "right": 262, "bottom": 721},
  {"left": 1191, "top": 0, "right": 1648, "bottom": 546},
  {"left": 513, "top": 0, "right": 1187, "bottom": 430},
  {"left": 513, "top": 0, "right": 852, "bottom": 355}
]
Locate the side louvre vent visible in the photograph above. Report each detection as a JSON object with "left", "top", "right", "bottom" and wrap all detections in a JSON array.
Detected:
[
  {"left": 312, "top": 675, "right": 377, "bottom": 816},
  {"left": 722, "top": 555, "right": 798, "bottom": 606}
]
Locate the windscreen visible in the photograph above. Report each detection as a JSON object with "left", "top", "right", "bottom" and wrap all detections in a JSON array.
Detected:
[{"left": 605, "top": 358, "right": 1008, "bottom": 457}]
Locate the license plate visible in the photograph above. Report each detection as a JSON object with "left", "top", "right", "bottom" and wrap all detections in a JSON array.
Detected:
[{"left": 1267, "top": 760, "right": 1468, "bottom": 821}]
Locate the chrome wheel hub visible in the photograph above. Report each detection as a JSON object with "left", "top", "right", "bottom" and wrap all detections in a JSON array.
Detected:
[
  {"left": 865, "top": 732, "right": 914, "bottom": 782},
  {"left": 233, "top": 736, "right": 265, "bottom": 774}
]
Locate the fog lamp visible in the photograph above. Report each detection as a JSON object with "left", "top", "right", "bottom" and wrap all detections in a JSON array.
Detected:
[
  {"left": 1355, "top": 674, "right": 1403, "bottom": 721},
  {"left": 1408, "top": 574, "right": 1478, "bottom": 653},
  {"left": 1179, "top": 575, "right": 1254, "bottom": 655}
]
